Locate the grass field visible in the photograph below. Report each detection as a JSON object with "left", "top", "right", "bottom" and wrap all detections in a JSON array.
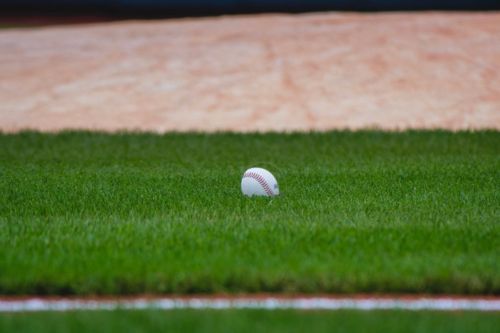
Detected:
[
  {"left": 0, "top": 131, "right": 499, "bottom": 295},
  {"left": 2, "top": 309, "right": 500, "bottom": 333}
]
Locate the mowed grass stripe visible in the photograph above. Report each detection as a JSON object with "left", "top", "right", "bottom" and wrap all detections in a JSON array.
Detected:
[
  {"left": 2, "top": 309, "right": 500, "bottom": 333},
  {"left": 0, "top": 131, "right": 499, "bottom": 295}
]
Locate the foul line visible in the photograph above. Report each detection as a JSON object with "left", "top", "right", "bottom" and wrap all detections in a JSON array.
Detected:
[{"left": 1, "top": 296, "right": 499, "bottom": 312}]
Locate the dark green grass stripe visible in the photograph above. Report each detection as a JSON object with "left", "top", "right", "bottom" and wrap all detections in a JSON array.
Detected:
[{"left": 1, "top": 310, "right": 500, "bottom": 333}]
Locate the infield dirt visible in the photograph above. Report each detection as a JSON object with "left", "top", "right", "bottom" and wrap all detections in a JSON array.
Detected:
[{"left": 1, "top": 12, "right": 499, "bottom": 132}]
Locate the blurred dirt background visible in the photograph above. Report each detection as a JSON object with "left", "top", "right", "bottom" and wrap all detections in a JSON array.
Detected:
[{"left": 0, "top": 12, "right": 499, "bottom": 132}]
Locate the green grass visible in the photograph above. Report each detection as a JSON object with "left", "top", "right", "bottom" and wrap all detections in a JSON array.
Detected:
[
  {"left": 1, "top": 309, "right": 499, "bottom": 333},
  {"left": 0, "top": 131, "right": 499, "bottom": 295}
]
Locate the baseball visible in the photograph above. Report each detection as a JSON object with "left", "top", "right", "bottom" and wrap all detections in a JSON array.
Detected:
[{"left": 241, "top": 167, "right": 279, "bottom": 197}]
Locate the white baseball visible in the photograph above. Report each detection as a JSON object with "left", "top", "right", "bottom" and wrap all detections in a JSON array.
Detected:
[{"left": 241, "top": 167, "right": 279, "bottom": 197}]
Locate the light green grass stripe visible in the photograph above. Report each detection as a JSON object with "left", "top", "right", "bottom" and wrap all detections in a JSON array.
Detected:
[{"left": 0, "top": 131, "right": 499, "bottom": 295}]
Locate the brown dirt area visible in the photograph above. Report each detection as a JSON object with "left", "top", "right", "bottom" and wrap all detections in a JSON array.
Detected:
[
  {"left": 1, "top": 294, "right": 499, "bottom": 301},
  {"left": 0, "top": 12, "right": 499, "bottom": 132}
]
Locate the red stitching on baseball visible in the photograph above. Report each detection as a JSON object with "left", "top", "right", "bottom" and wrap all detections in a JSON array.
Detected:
[{"left": 243, "top": 172, "right": 274, "bottom": 196}]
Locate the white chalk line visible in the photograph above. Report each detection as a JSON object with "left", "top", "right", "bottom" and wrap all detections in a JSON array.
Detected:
[{"left": 1, "top": 297, "right": 499, "bottom": 312}]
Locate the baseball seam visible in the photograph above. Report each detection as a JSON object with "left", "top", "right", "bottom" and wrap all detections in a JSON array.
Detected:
[{"left": 243, "top": 172, "right": 275, "bottom": 196}]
